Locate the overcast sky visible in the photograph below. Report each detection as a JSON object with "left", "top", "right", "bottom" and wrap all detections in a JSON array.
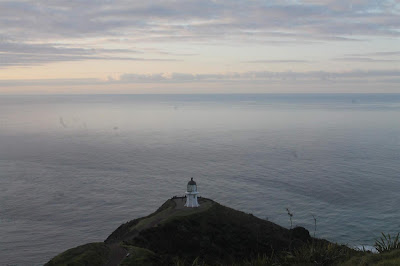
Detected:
[{"left": 0, "top": 0, "right": 399, "bottom": 93}]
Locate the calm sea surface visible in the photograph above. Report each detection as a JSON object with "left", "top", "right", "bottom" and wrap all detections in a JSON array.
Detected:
[{"left": 1, "top": 94, "right": 399, "bottom": 265}]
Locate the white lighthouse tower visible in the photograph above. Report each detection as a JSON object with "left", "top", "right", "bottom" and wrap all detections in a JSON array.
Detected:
[{"left": 185, "top": 177, "right": 200, "bottom": 207}]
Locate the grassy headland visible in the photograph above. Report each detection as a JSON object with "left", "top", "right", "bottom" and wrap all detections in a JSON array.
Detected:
[{"left": 45, "top": 197, "right": 399, "bottom": 265}]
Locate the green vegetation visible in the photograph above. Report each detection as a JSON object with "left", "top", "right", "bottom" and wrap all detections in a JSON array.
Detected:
[
  {"left": 106, "top": 198, "right": 213, "bottom": 245},
  {"left": 338, "top": 233, "right": 400, "bottom": 266},
  {"left": 128, "top": 202, "right": 317, "bottom": 264},
  {"left": 45, "top": 242, "right": 110, "bottom": 266},
  {"left": 342, "top": 249, "right": 400, "bottom": 266},
  {"left": 168, "top": 242, "right": 358, "bottom": 266},
  {"left": 120, "top": 246, "right": 161, "bottom": 266},
  {"left": 374, "top": 233, "right": 400, "bottom": 253},
  {"left": 287, "top": 242, "right": 357, "bottom": 265},
  {"left": 45, "top": 198, "right": 400, "bottom": 266}
]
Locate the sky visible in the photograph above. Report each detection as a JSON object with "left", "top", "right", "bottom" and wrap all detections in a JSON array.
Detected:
[{"left": 0, "top": 0, "right": 399, "bottom": 94}]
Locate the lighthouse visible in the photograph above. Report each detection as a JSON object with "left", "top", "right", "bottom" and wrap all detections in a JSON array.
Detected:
[{"left": 185, "top": 177, "right": 200, "bottom": 207}]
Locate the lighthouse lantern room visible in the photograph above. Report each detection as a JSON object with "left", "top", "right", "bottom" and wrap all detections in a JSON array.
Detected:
[{"left": 185, "top": 177, "right": 200, "bottom": 207}]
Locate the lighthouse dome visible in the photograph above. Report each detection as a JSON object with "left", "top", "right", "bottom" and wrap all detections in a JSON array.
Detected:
[
  {"left": 187, "top": 178, "right": 197, "bottom": 192},
  {"left": 188, "top": 177, "right": 196, "bottom": 185}
]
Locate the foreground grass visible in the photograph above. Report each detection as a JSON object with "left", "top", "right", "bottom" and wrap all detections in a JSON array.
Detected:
[
  {"left": 44, "top": 232, "right": 400, "bottom": 265},
  {"left": 45, "top": 242, "right": 110, "bottom": 266},
  {"left": 169, "top": 242, "right": 358, "bottom": 266},
  {"left": 120, "top": 245, "right": 161, "bottom": 266},
  {"left": 342, "top": 249, "right": 400, "bottom": 266}
]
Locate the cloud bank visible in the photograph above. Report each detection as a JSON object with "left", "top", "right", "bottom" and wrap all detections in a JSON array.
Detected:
[
  {"left": 0, "top": 0, "right": 399, "bottom": 66},
  {"left": 1, "top": 69, "right": 399, "bottom": 87}
]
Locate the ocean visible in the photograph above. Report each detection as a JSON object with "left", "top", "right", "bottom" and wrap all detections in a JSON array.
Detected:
[{"left": 0, "top": 94, "right": 399, "bottom": 265}]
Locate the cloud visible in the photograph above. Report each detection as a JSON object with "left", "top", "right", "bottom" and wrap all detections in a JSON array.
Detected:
[
  {"left": 346, "top": 51, "right": 400, "bottom": 57},
  {"left": 0, "top": 0, "right": 399, "bottom": 66},
  {"left": 1, "top": 69, "right": 399, "bottom": 87},
  {"left": 334, "top": 57, "right": 400, "bottom": 62},
  {"left": 244, "top": 60, "right": 312, "bottom": 63},
  {"left": 0, "top": 40, "right": 179, "bottom": 67},
  {"left": 119, "top": 73, "right": 167, "bottom": 82},
  {"left": 1, "top": 1, "right": 399, "bottom": 41},
  {"left": 0, "top": 78, "right": 100, "bottom": 87}
]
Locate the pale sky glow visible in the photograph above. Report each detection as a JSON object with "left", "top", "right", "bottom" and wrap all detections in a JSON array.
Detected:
[{"left": 0, "top": 0, "right": 399, "bottom": 93}]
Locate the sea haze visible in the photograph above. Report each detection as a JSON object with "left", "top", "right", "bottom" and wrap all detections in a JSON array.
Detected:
[{"left": 0, "top": 94, "right": 399, "bottom": 265}]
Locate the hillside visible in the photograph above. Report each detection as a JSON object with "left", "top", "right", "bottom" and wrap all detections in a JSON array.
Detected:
[{"left": 46, "top": 197, "right": 363, "bottom": 265}]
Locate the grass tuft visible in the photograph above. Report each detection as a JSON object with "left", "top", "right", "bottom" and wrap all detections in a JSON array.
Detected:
[{"left": 374, "top": 232, "right": 400, "bottom": 253}]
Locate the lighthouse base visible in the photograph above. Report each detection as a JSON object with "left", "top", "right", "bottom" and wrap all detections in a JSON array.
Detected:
[{"left": 185, "top": 192, "right": 200, "bottom": 208}]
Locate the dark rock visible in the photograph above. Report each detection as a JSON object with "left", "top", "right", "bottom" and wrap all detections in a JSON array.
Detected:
[{"left": 291, "top": 226, "right": 311, "bottom": 242}]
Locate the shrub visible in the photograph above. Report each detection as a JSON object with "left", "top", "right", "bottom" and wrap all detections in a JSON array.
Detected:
[
  {"left": 285, "top": 242, "right": 352, "bottom": 265},
  {"left": 374, "top": 232, "right": 400, "bottom": 253}
]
